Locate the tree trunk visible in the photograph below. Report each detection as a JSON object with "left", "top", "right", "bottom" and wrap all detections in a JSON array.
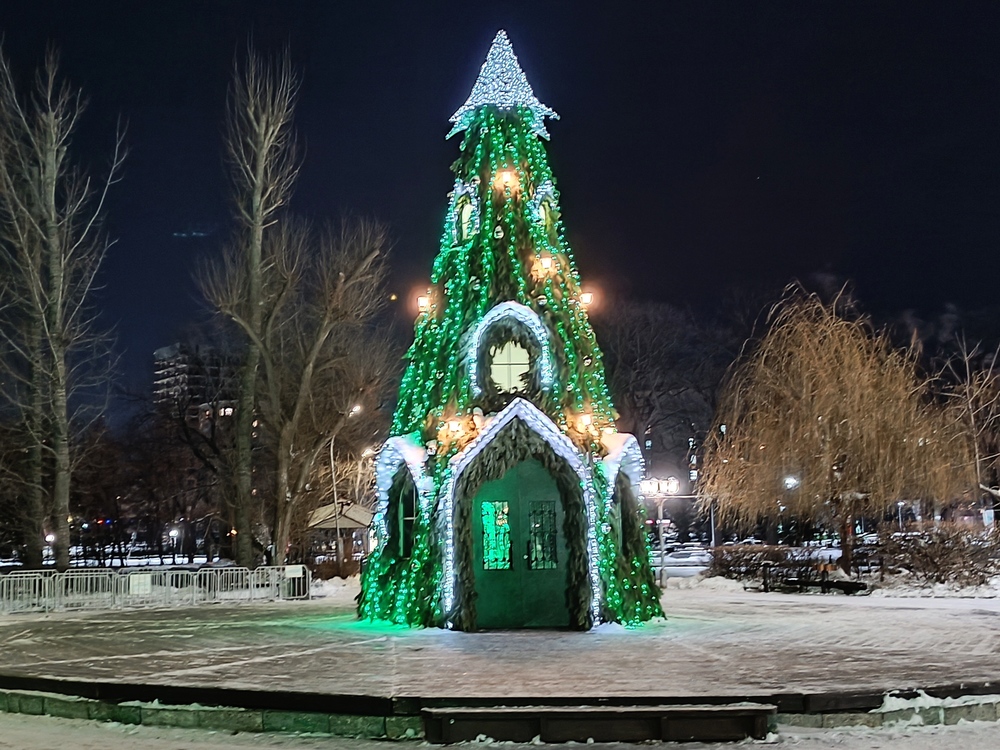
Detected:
[
  {"left": 43, "top": 114, "right": 71, "bottom": 572},
  {"left": 233, "top": 356, "right": 257, "bottom": 567},
  {"left": 839, "top": 515, "right": 854, "bottom": 575},
  {"left": 272, "top": 446, "right": 293, "bottom": 565},
  {"left": 50, "top": 354, "right": 71, "bottom": 570},
  {"left": 22, "top": 329, "right": 46, "bottom": 569}
]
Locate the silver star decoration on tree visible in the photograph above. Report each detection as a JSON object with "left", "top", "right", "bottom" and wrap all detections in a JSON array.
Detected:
[{"left": 449, "top": 30, "right": 559, "bottom": 139}]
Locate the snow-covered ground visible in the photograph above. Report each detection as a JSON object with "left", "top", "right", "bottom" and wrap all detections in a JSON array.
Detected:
[
  {"left": 0, "top": 710, "right": 999, "bottom": 750},
  {"left": 1, "top": 575, "right": 999, "bottom": 699}
]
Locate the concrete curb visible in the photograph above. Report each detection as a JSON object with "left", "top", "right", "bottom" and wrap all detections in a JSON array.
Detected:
[
  {"left": 0, "top": 689, "right": 424, "bottom": 740},
  {"left": 4, "top": 684, "right": 999, "bottom": 740}
]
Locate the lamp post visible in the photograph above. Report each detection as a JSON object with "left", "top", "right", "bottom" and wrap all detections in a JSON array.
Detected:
[
  {"left": 329, "top": 404, "right": 363, "bottom": 575},
  {"left": 642, "top": 477, "right": 680, "bottom": 586}
]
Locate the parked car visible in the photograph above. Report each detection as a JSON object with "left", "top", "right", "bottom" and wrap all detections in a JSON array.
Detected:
[{"left": 650, "top": 546, "right": 712, "bottom": 577}]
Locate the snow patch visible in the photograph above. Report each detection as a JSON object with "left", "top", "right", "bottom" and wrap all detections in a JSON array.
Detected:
[
  {"left": 876, "top": 689, "right": 1000, "bottom": 713},
  {"left": 662, "top": 574, "right": 744, "bottom": 592},
  {"left": 870, "top": 575, "right": 1000, "bottom": 599}
]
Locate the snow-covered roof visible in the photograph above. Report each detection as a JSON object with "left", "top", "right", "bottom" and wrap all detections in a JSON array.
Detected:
[{"left": 598, "top": 432, "right": 644, "bottom": 499}]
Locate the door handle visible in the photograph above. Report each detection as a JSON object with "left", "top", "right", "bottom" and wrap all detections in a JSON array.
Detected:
[{"left": 524, "top": 540, "right": 531, "bottom": 566}]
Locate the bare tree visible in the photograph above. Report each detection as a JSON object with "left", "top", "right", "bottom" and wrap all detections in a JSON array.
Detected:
[
  {"left": 597, "top": 301, "right": 740, "bottom": 462},
  {"left": 944, "top": 338, "right": 1000, "bottom": 508},
  {"left": 699, "top": 289, "right": 973, "bottom": 571},
  {"left": 0, "top": 49, "right": 124, "bottom": 569},
  {"left": 221, "top": 46, "right": 300, "bottom": 566},
  {"left": 201, "top": 217, "right": 393, "bottom": 563}
]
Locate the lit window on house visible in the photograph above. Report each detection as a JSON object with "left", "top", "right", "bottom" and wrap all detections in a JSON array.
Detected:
[{"left": 489, "top": 341, "right": 530, "bottom": 393}]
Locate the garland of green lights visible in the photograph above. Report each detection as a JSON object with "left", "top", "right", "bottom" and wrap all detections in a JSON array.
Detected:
[
  {"left": 391, "top": 107, "right": 616, "bottom": 441},
  {"left": 358, "top": 468, "right": 440, "bottom": 626},
  {"left": 361, "top": 96, "right": 661, "bottom": 629},
  {"left": 596, "top": 469, "right": 663, "bottom": 626},
  {"left": 452, "top": 418, "right": 591, "bottom": 630}
]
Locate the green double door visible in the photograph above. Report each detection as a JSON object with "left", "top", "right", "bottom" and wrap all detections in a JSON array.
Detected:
[{"left": 471, "top": 459, "right": 569, "bottom": 629}]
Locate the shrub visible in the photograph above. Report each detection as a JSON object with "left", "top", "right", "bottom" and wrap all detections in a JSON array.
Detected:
[{"left": 877, "top": 523, "right": 1000, "bottom": 587}]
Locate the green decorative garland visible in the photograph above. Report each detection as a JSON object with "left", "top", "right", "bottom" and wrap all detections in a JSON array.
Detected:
[{"left": 597, "top": 470, "right": 663, "bottom": 626}]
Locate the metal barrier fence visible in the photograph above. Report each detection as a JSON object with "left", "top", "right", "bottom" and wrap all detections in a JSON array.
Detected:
[{"left": 0, "top": 565, "right": 311, "bottom": 614}]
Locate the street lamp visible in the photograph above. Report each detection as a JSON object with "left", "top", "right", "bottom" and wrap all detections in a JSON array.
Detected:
[{"left": 169, "top": 527, "right": 179, "bottom": 564}]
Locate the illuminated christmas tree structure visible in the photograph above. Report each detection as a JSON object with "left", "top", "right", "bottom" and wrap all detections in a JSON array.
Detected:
[{"left": 359, "top": 31, "right": 661, "bottom": 630}]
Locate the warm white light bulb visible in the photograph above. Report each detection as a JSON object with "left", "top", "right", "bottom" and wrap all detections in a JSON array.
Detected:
[
  {"left": 495, "top": 169, "right": 518, "bottom": 190},
  {"left": 580, "top": 291, "right": 594, "bottom": 306}
]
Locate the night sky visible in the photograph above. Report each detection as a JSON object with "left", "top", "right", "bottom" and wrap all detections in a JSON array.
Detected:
[{"left": 1, "top": 2, "right": 997, "bottom": 401}]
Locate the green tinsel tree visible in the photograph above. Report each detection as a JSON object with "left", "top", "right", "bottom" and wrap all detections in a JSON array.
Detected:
[{"left": 359, "top": 30, "right": 662, "bottom": 630}]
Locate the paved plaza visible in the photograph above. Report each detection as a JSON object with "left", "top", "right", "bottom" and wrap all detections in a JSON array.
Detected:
[{"left": 1, "top": 580, "right": 998, "bottom": 699}]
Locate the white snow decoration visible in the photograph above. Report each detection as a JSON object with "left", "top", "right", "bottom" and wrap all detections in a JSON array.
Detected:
[
  {"left": 447, "top": 179, "right": 480, "bottom": 241},
  {"left": 449, "top": 30, "right": 559, "bottom": 139},
  {"left": 371, "top": 433, "right": 432, "bottom": 546},
  {"left": 440, "top": 397, "right": 602, "bottom": 624},
  {"left": 528, "top": 180, "right": 556, "bottom": 225},
  {"left": 598, "top": 432, "right": 644, "bottom": 501},
  {"left": 468, "top": 301, "right": 556, "bottom": 397}
]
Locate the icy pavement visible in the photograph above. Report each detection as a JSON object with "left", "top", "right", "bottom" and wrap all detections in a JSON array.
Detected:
[
  {"left": 0, "top": 577, "right": 998, "bottom": 698},
  {"left": 0, "top": 711, "right": 999, "bottom": 750}
]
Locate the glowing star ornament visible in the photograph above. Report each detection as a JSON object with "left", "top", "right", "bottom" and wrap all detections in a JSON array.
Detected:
[{"left": 448, "top": 30, "right": 559, "bottom": 139}]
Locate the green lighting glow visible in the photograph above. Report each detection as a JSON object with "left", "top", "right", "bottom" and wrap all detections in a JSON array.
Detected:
[{"left": 359, "top": 35, "right": 662, "bottom": 630}]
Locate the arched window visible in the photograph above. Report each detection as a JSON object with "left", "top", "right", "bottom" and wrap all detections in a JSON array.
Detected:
[
  {"left": 456, "top": 196, "right": 475, "bottom": 242},
  {"left": 386, "top": 467, "right": 418, "bottom": 558},
  {"left": 451, "top": 180, "right": 480, "bottom": 244},
  {"left": 529, "top": 181, "right": 558, "bottom": 238},
  {"left": 537, "top": 200, "right": 549, "bottom": 228},
  {"left": 468, "top": 301, "right": 556, "bottom": 399}
]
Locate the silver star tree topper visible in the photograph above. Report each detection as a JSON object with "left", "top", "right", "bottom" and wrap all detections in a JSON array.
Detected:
[{"left": 448, "top": 30, "right": 559, "bottom": 139}]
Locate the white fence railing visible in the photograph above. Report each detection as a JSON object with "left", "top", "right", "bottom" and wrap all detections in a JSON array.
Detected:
[{"left": 0, "top": 565, "right": 311, "bottom": 614}]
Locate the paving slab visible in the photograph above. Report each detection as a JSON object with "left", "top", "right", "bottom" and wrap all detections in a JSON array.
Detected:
[{"left": 0, "top": 583, "right": 998, "bottom": 699}]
